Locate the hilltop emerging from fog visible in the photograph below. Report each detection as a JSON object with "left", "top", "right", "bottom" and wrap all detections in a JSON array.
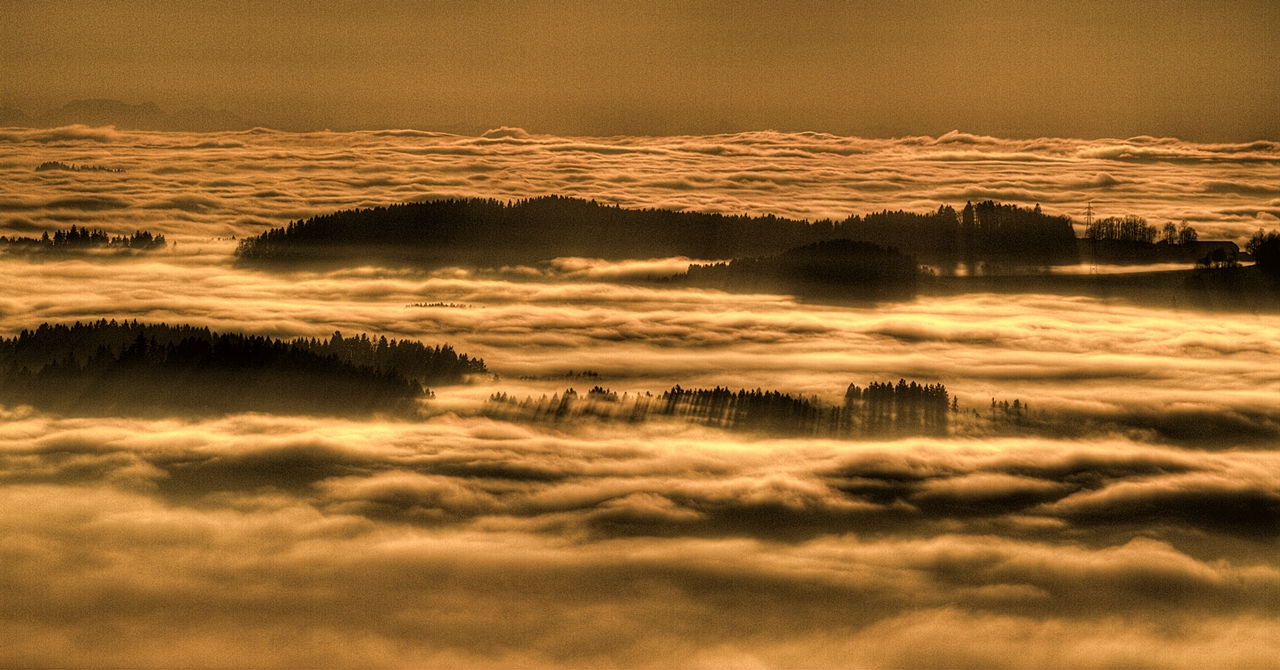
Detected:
[
  {"left": 235, "top": 195, "right": 1079, "bottom": 271},
  {"left": 0, "top": 321, "right": 487, "bottom": 417}
]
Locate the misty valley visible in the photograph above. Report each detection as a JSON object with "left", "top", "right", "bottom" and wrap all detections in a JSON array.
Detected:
[{"left": 2, "top": 128, "right": 1280, "bottom": 667}]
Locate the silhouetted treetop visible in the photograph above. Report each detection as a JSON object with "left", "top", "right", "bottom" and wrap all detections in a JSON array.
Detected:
[
  {"left": 1085, "top": 215, "right": 1160, "bottom": 244},
  {"left": 483, "top": 379, "right": 951, "bottom": 438},
  {"left": 0, "top": 320, "right": 484, "bottom": 385},
  {"left": 1, "top": 226, "right": 165, "bottom": 253},
  {"left": 1247, "top": 229, "right": 1280, "bottom": 274},
  {"left": 290, "top": 330, "right": 487, "bottom": 383},
  {"left": 35, "top": 161, "right": 124, "bottom": 173},
  {"left": 1081, "top": 213, "right": 1239, "bottom": 266}
]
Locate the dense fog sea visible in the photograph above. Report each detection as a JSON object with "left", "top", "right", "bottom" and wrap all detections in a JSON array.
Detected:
[
  {"left": 2, "top": 127, "right": 1279, "bottom": 667},
  {"left": 4, "top": 126, "right": 1279, "bottom": 241}
]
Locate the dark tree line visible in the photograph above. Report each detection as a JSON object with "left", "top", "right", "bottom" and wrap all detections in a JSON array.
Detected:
[
  {"left": 685, "top": 239, "right": 919, "bottom": 301},
  {"left": 0, "top": 320, "right": 486, "bottom": 417},
  {"left": 1084, "top": 216, "right": 1200, "bottom": 247},
  {"left": 484, "top": 379, "right": 950, "bottom": 438},
  {"left": 235, "top": 196, "right": 1078, "bottom": 271},
  {"left": 35, "top": 161, "right": 124, "bottom": 173},
  {"left": 835, "top": 202, "right": 1079, "bottom": 271},
  {"left": 660, "top": 386, "right": 828, "bottom": 435},
  {"left": 1079, "top": 215, "right": 1241, "bottom": 266},
  {"left": 1, "top": 226, "right": 165, "bottom": 252},
  {"left": 1084, "top": 215, "right": 1163, "bottom": 244},
  {"left": 953, "top": 201, "right": 1080, "bottom": 269},
  {"left": 844, "top": 380, "right": 951, "bottom": 436},
  {"left": 291, "top": 331, "right": 487, "bottom": 383}
]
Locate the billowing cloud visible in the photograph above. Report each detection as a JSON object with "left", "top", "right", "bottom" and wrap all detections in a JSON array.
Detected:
[{"left": 4, "top": 411, "right": 1280, "bottom": 666}]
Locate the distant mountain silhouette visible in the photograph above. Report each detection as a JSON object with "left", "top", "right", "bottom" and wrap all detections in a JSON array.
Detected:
[
  {"left": 1, "top": 100, "right": 253, "bottom": 132},
  {"left": 0, "top": 106, "right": 33, "bottom": 127}
]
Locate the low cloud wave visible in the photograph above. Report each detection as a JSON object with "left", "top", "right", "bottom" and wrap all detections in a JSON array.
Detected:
[{"left": 3, "top": 412, "right": 1280, "bottom": 667}]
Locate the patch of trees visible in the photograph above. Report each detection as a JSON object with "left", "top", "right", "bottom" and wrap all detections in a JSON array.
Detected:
[
  {"left": 1247, "top": 229, "right": 1280, "bottom": 273},
  {"left": 841, "top": 201, "right": 1078, "bottom": 271},
  {"left": 235, "top": 196, "right": 1078, "bottom": 271},
  {"left": 483, "top": 379, "right": 950, "bottom": 438},
  {"left": 842, "top": 380, "right": 952, "bottom": 437},
  {"left": 1, "top": 226, "right": 165, "bottom": 253},
  {"left": 684, "top": 239, "right": 919, "bottom": 301},
  {"left": 0, "top": 320, "right": 486, "bottom": 417},
  {"left": 1161, "top": 221, "right": 1199, "bottom": 246},
  {"left": 35, "top": 161, "right": 124, "bottom": 173},
  {"left": 1082, "top": 216, "right": 1229, "bottom": 265},
  {"left": 959, "top": 201, "right": 1080, "bottom": 268},
  {"left": 290, "top": 331, "right": 487, "bottom": 384},
  {"left": 838, "top": 206, "right": 962, "bottom": 269},
  {"left": 1085, "top": 215, "right": 1165, "bottom": 244}
]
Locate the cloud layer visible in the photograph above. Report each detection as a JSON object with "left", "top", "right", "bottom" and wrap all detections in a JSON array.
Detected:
[
  {"left": 2, "top": 128, "right": 1280, "bottom": 666},
  {"left": 2, "top": 128, "right": 1279, "bottom": 244},
  {"left": 1, "top": 253, "right": 1276, "bottom": 430},
  {"left": 3, "top": 412, "right": 1280, "bottom": 667}
]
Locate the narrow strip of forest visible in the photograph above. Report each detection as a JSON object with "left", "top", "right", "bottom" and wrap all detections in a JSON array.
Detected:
[
  {"left": 483, "top": 381, "right": 1034, "bottom": 440},
  {"left": 1, "top": 226, "right": 166, "bottom": 254}
]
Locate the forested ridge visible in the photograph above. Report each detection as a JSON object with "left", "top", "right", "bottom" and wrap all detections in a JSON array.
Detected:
[
  {"left": 0, "top": 321, "right": 487, "bottom": 417},
  {"left": 235, "top": 196, "right": 1078, "bottom": 270}
]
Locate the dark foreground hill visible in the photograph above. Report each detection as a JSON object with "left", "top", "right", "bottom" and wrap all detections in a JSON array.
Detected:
[
  {"left": 0, "top": 321, "right": 486, "bottom": 417},
  {"left": 235, "top": 196, "right": 1078, "bottom": 270}
]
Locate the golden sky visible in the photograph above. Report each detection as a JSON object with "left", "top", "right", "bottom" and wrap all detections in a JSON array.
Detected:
[{"left": 4, "top": 0, "right": 1277, "bottom": 139}]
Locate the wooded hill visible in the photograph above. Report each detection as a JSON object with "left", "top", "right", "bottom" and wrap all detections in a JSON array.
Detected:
[
  {"left": 0, "top": 321, "right": 486, "bottom": 417},
  {"left": 235, "top": 196, "right": 1079, "bottom": 270}
]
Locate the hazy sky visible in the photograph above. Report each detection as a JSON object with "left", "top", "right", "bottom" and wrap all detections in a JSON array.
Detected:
[{"left": 3, "top": 0, "right": 1277, "bottom": 140}]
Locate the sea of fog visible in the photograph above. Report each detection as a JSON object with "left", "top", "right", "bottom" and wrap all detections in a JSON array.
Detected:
[
  {"left": 2, "top": 127, "right": 1280, "bottom": 667},
  {"left": 3, "top": 126, "right": 1279, "bottom": 242}
]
